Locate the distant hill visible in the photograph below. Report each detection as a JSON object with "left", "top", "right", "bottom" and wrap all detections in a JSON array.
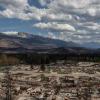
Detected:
[
  {"left": 0, "top": 32, "right": 99, "bottom": 54},
  {"left": 81, "top": 42, "right": 100, "bottom": 49},
  {"left": 0, "top": 32, "right": 81, "bottom": 53}
]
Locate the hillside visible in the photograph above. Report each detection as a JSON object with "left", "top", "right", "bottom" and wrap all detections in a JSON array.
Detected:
[{"left": 0, "top": 32, "right": 80, "bottom": 53}]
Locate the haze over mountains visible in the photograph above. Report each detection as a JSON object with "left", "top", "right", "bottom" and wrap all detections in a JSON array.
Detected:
[{"left": 0, "top": 32, "right": 99, "bottom": 54}]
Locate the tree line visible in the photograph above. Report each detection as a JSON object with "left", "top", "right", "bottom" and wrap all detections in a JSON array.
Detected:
[{"left": 0, "top": 53, "right": 100, "bottom": 66}]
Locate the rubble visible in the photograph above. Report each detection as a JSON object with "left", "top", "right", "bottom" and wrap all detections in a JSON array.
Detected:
[{"left": 0, "top": 61, "right": 100, "bottom": 100}]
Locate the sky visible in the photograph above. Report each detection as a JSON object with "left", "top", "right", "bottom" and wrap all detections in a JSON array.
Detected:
[{"left": 0, "top": 0, "right": 100, "bottom": 44}]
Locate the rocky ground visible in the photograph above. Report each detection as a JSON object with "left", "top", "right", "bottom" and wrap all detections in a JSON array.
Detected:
[{"left": 0, "top": 62, "right": 100, "bottom": 100}]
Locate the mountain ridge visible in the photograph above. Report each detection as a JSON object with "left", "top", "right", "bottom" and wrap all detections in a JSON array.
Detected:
[
  {"left": 0, "top": 32, "right": 80, "bottom": 48},
  {"left": 0, "top": 32, "right": 99, "bottom": 54}
]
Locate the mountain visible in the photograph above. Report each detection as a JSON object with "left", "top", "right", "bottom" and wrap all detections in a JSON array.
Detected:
[
  {"left": 0, "top": 32, "right": 99, "bottom": 54},
  {"left": 81, "top": 42, "right": 100, "bottom": 49},
  {"left": 0, "top": 32, "right": 81, "bottom": 53},
  {"left": 47, "top": 47, "right": 95, "bottom": 55}
]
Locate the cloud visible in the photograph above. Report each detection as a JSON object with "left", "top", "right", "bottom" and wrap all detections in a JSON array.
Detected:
[
  {"left": 39, "top": 0, "right": 52, "bottom": 6},
  {"left": 47, "top": 32, "right": 56, "bottom": 39},
  {"left": 33, "top": 22, "right": 76, "bottom": 31},
  {"left": 0, "top": 0, "right": 100, "bottom": 21},
  {"left": 0, "top": 0, "right": 28, "bottom": 8},
  {"left": 0, "top": 0, "right": 45, "bottom": 20},
  {"left": 2, "top": 31, "right": 18, "bottom": 35},
  {"left": 0, "top": 0, "right": 28, "bottom": 19},
  {"left": 0, "top": 0, "right": 100, "bottom": 43},
  {"left": 43, "top": 13, "right": 73, "bottom": 21}
]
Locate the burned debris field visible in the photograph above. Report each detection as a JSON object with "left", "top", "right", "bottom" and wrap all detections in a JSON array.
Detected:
[{"left": 0, "top": 53, "right": 100, "bottom": 100}]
